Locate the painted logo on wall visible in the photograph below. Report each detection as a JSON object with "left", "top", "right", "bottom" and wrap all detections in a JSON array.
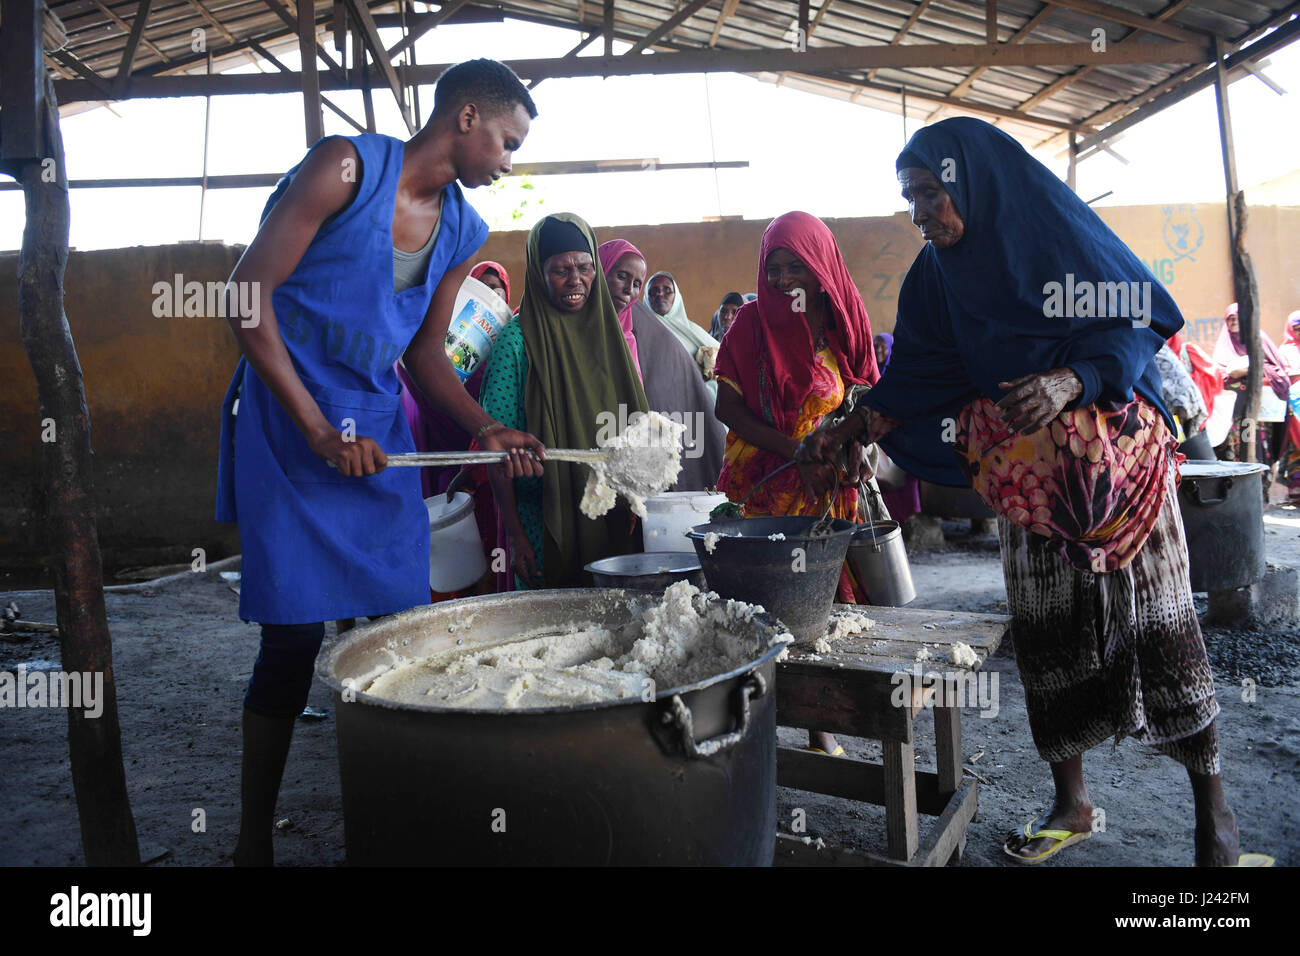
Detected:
[{"left": 1162, "top": 204, "right": 1204, "bottom": 262}]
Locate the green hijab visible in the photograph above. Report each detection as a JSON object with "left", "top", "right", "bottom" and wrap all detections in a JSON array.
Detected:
[{"left": 519, "top": 212, "right": 650, "bottom": 587}]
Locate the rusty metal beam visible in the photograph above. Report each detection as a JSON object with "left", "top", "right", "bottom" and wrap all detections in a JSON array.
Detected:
[
  {"left": 88, "top": 0, "right": 171, "bottom": 65},
  {"left": 867, "top": 0, "right": 934, "bottom": 80},
  {"left": 386, "top": 0, "right": 471, "bottom": 60},
  {"left": 626, "top": 0, "right": 717, "bottom": 55},
  {"left": 344, "top": 0, "right": 414, "bottom": 131},
  {"left": 54, "top": 37, "right": 1216, "bottom": 103},
  {"left": 1014, "top": 0, "right": 1197, "bottom": 115},
  {"left": 708, "top": 0, "right": 741, "bottom": 46},
  {"left": 50, "top": 50, "right": 118, "bottom": 102},
  {"left": 298, "top": 0, "right": 323, "bottom": 144},
  {"left": 113, "top": 0, "right": 154, "bottom": 96},
  {"left": 1039, "top": 0, "right": 1201, "bottom": 43},
  {"left": 527, "top": 29, "right": 602, "bottom": 91},
  {"left": 1071, "top": 11, "right": 1300, "bottom": 154},
  {"left": 775, "top": 70, "right": 1094, "bottom": 133},
  {"left": 943, "top": 4, "right": 1053, "bottom": 103},
  {"left": 247, "top": 38, "right": 366, "bottom": 133},
  {"left": 808, "top": 0, "right": 835, "bottom": 38},
  {"left": 262, "top": 0, "right": 345, "bottom": 77}
]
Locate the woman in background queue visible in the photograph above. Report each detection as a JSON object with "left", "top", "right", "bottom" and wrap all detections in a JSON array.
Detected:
[
  {"left": 599, "top": 239, "right": 727, "bottom": 490},
  {"left": 479, "top": 214, "right": 649, "bottom": 589},
  {"left": 640, "top": 271, "right": 721, "bottom": 396},
  {"left": 714, "top": 210, "right": 879, "bottom": 756}
]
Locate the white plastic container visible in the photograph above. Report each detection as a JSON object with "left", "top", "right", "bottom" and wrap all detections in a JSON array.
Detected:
[
  {"left": 641, "top": 491, "right": 728, "bottom": 553},
  {"left": 425, "top": 493, "right": 487, "bottom": 592},
  {"left": 444, "top": 275, "right": 513, "bottom": 382}
]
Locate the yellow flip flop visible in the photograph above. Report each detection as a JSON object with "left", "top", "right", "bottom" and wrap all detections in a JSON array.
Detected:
[
  {"left": 1003, "top": 817, "right": 1091, "bottom": 865},
  {"left": 806, "top": 745, "right": 846, "bottom": 756},
  {"left": 1236, "top": 853, "right": 1274, "bottom": 867}
]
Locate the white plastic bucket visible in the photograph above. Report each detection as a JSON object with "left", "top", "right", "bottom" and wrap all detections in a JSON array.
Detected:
[
  {"left": 444, "top": 275, "right": 513, "bottom": 382},
  {"left": 641, "top": 492, "right": 728, "bottom": 552},
  {"left": 425, "top": 493, "right": 487, "bottom": 592}
]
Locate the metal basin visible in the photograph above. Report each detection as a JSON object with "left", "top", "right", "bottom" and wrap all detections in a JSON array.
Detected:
[
  {"left": 584, "top": 552, "right": 705, "bottom": 591},
  {"left": 316, "top": 589, "right": 784, "bottom": 866}
]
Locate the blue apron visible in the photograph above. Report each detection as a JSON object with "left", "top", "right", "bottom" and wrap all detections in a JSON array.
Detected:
[{"left": 216, "top": 133, "right": 488, "bottom": 625}]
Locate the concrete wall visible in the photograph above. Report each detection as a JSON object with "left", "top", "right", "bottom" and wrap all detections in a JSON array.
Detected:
[
  {"left": 3, "top": 202, "right": 1298, "bottom": 571},
  {"left": 1, "top": 243, "right": 245, "bottom": 573}
]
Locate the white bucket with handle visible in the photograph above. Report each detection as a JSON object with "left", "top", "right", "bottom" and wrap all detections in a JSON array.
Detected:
[
  {"left": 444, "top": 275, "right": 513, "bottom": 382},
  {"left": 641, "top": 491, "right": 728, "bottom": 552},
  {"left": 425, "top": 493, "right": 487, "bottom": 592}
]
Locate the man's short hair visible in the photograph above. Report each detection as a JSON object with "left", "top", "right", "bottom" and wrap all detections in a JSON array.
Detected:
[{"left": 433, "top": 59, "right": 537, "bottom": 120}]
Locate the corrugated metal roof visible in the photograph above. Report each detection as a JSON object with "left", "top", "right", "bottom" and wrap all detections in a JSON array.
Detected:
[{"left": 39, "top": 0, "right": 1300, "bottom": 148}]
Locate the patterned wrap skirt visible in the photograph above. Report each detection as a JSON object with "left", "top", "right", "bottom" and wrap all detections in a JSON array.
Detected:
[{"left": 998, "top": 458, "right": 1221, "bottom": 775}]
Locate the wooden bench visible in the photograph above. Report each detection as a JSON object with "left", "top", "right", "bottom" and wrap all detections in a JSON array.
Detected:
[{"left": 774, "top": 604, "right": 1009, "bottom": 866}]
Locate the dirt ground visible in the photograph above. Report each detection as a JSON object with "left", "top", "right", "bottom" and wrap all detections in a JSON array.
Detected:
[{"left": 2, "top": 507, "right": 1297, "bottom": 867}]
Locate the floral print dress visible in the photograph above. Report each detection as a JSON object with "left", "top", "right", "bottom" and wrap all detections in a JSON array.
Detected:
[{"left": 717, "top": 348, "right": 863, "bottom": 602}]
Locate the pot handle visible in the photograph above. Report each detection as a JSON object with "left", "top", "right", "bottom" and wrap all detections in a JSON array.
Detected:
[
  {"left": 1189, "top": 477, "right": 1232, "bottom": 506},
  {"left": 663, "top": 671, "right": 767, "bottom": 759}
]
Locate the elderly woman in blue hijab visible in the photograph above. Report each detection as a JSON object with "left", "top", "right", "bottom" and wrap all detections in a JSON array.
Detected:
[{"left": 801, "top": 118, "right": 1268, "bottom": 867}]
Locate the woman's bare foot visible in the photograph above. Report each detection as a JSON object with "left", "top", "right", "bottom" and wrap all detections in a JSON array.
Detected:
[
  {"left": 1004, "top": 799, "right": 1094, "bottom": 861},
  {"left": 1194, "top": 804, "right": 1240, "bottom": 866}
]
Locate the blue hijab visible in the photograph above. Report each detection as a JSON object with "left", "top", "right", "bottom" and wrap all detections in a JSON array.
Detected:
[{"left": 863, "top": 117, "right": 1181, "bottom": 486}]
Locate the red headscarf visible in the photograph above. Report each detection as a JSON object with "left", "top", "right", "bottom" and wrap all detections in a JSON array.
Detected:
[
  {"left": 596, "top": 238, "right": 644, "bottom": 381},
  {"left": 470, "top": 261, "right": 511, "bottom": 307},
  {"left": 715, "top": 211, "right": 877, "bottom": 433},
  {"left": 1167, "top": 330, "right": 1225, "bottom": 417}
]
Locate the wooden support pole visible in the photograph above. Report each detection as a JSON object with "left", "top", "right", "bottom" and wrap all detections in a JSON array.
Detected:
[
  {"left": 298, "top": 0, "right": 324, "bottom": 146},
  {"left": 8, "top": 70, "right": 141, "bottom": 867},
  {"left": 986, "top": 0, "right": 998, "bottom": 45},
  {"left": 1214, "top": 37, "right": 1261, "bottom": 462},
  {"left": 604, "top": 0, "right": 614, "bottom": 56}
]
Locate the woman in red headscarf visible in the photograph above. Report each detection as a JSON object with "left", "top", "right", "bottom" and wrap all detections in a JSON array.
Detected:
[{"left": 715, "top": 212, "right": 878, "bottom": 754}]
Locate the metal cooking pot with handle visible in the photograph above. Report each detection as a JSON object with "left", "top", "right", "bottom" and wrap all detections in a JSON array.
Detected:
[
  {"left": 1177, "top": 460, "right": 1267, "bottom": 592},
  {"left": 316, "top": 589, "right": 784, "bottom": 865}
]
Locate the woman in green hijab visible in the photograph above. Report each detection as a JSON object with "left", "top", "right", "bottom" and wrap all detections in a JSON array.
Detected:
[{"left": 479, "top": 213, "right": 650, "bottom": 588}]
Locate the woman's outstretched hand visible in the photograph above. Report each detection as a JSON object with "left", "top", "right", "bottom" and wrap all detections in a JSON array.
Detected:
[{"left": 996, "top": 369, "right": 1084, "bottom": 435}]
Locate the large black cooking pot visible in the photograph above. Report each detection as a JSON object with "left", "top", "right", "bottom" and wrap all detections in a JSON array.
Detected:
[
  {"left": 1177, "top": 460, "right": 1267, "bottom": 592},
  {"left": 316, "top": 589, "right": 784, "bottom": 866}
]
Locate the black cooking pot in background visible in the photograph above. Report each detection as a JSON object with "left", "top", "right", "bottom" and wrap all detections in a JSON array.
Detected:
[
  {"left": 316, "top": 589, "right": 783, "bottom": 866},
  {"left": 1177, "top": 460, "right": 1267, "bottom": 592}
]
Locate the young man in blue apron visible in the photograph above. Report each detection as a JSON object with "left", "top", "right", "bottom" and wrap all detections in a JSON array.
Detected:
[{"left": 216, "top": 59, "right": 545, "bottom": 865}]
